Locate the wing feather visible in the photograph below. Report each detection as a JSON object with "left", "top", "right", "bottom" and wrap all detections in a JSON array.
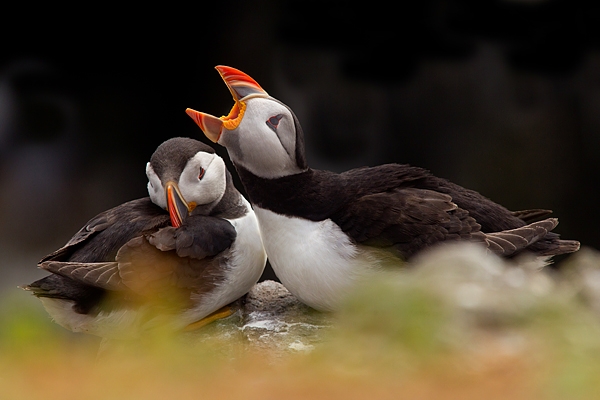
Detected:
[
  {"left": 333, "top": 187, "right": 481, "bottom": 258},
  {"left": 39, "top": 261, "right": 126, "bottom": 290}
]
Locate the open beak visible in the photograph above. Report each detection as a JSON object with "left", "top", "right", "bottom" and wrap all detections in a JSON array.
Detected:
[
  {"left": 166, "top": 181, "right": 191, "bottom": 228},
  {"left": 185, "top": 65, "right": 269, "bottom": 143}
]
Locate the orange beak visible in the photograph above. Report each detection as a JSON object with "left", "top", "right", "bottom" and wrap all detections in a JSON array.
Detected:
[
  {"left": 166, "top": 181, "right": 190, "bottom": 228},
  {"left": 186, "top": 65, "right": 269, "bottom": 143}
]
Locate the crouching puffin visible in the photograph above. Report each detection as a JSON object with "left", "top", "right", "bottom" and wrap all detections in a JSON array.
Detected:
[
  {"left": 185, "top": 66, "right": 580, "bottom": 312},
  {"left": 21, "top": 137, "right": 266, "bottom": 338}
]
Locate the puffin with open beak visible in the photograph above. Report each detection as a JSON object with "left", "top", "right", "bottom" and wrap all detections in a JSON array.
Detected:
[
  {"left": 22, "top": 137, "right": 266, "bottom": 338},
  {"left": 185, "top": 66, "right": 580, "bottom": 312}
]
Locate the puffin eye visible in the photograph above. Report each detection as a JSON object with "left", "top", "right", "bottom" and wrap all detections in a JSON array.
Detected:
[
  {"left": 266, "top": 114, "right": 283, "bottom": 131},
  {"left": 198, "top": 167, "right": 205, "bottom": 180}
]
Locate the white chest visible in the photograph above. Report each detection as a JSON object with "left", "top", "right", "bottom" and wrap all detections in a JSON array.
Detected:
[
  {"left": 183, "top": 200, "right": 267, "bottom": 322},
  {"left": 222, "top": 203, "right": 268, "bottom": 298},
  {"left": 254, "top": 207, "right": 380, "bottom": 311}
]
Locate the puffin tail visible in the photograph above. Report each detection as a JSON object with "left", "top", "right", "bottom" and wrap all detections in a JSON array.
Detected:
[
  {"left": 534, "top": 238, "right": 581, "bottom": 256},
  {"left": 482, "top": 218, "right": 579, "bottom": 257}
]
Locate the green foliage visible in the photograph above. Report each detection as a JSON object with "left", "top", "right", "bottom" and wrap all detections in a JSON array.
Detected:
[
  {"left": 317, "top": 274, "right": 454, "bottom": 373},
  {"left": 0, "top": 291, "right": 69, "bottom": 352}
]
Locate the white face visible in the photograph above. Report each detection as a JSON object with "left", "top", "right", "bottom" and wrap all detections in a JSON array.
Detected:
[
  {"left": 147, "top": 162, "right": 166, "bottom": 208},
  {"left": 146, "top": 151, "right": 227, "bottom": 211},
  {"left": 218, "top": 97, "right": 306, "bottom": 179}
]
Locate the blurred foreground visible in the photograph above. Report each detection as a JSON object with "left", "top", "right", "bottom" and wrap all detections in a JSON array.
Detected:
[{"left": 4, "top": 243, "right": 600, "bottom": 400}]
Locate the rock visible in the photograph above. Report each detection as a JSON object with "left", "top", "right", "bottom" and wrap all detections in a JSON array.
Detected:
[
  {"left": 240, "top": 280, "right": 331, "bottom": 358},
  {"left": 244, "top": 280, "right": 306, "bottom": 315},
  {"left": 174, "top": 280, "right": 330, "bottom": 361}
]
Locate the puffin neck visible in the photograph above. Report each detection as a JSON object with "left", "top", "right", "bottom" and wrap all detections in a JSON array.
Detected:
[{"left": 234, "top": 166, "right": 341, "bottom": 221}]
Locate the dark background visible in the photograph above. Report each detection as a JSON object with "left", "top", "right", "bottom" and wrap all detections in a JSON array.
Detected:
[{"left": 2, "top": 0, "right": 598, "bottom": 292}]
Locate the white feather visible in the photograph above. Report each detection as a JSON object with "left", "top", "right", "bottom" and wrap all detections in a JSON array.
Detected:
[
  {"left": 39, "top": 298, "right": 145, "bottom": 339},
  {"left": 179, "top": 152, "right": 226, "bottom": 207},
  {"left": 254, "top": 206, "right": 384, "bottom": 311}
]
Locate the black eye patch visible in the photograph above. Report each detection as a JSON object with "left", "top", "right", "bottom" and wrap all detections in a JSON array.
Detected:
[{"left": 266, "top": 114, "right": 284, "bottom": 131}]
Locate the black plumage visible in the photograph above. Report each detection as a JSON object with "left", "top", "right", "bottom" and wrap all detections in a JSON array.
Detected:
[
  {"left": 25, "top": 197, "right": 235, "bottom": 315},
  {"left": 236, "top": 164, "right": 578, "bottom": 260}
]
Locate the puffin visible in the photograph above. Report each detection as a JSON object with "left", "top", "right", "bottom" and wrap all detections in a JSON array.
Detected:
[
  {"left": 185, "top": 66, "right": 580, "bottom": 312},
  {"left": 21, "top": 137, "right": 266, "bottom": 338}
]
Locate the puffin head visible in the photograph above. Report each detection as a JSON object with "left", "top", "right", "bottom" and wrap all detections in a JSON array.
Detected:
[
  {"left": 146, "top": 137, "right": 228, "bottom": 227},
  {"left": 185, "top": 66, "right": 307, "bottom": 179}
]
